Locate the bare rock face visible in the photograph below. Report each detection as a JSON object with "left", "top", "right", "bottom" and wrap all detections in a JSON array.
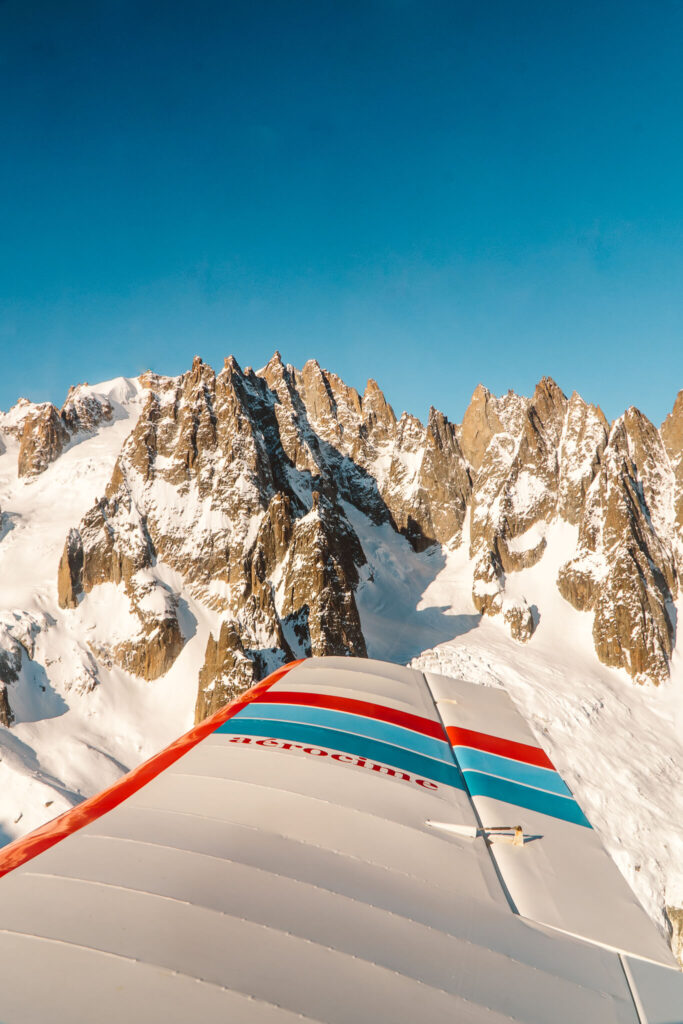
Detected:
[
  {"left": 2, "top": 386, "right": 114, "bottom": 480},
  {"left": 61, "top": 384, "right": 113, "bottom": 434},
  {"left": 0, "top": 398, "right": 38, "bottom": 440},
  {"left": 109, "top": 580, "right": 184, "bottom": 681},
  {"left": 376, "top": 406, "right": 472, "bottom": 549},
  {"left": 57, "top": 528, "right": 84, "bottom": 609},
  {"left": 285, "top": 357, "right": 472, "bottom": 549},
  {"left": 58, "top": 493, "right": 182, "bottom": 681},
  {"left": 459, "top": 384, "right": 503, "bottom": 471},
  {"left": 17, "top": 404, "right": 70, "bottom": 478},
  {"left": 378, "top": 409, "right": 472, "bottom": 551},
  {"left": 0, "top": 612, "right": 46, "bottom": 725},
  {"left": 362, "top": 378, "right": 397, "bottom": 441},
  {"left": 63, "top": 356, "right": 372, "bottom": 697},
  {"left": 666, "top": 906, "right": 683, "bottom": 968},
  {"left": 469, "top": 378, "right": 568, "bottom": 638},
  {"left": 470, "top": 378, "right": 567, "bottom": 566},
  {"left": 195, "top": 621, "right": 257, "bottom": 723},
  {"left": 472, "top": 546, "right": 505, "bottom": 617},
  {"left": 0, "top": 640, "right": 20, "bottom": 726},
  {"left": 558, "top": 409, "right": 678, "bottom": 683},
  {"left": 52, "top": 355, "right": 683, "bottom": 699},
  {"left": 661, "top": 390, "right": 683, "bottom": 542},
  {"left": 0, "top": 686, "right": 11, "bottom": 727},
  {"left": 464, "top": 379, "right": 619, "bottom": 649},
  {"left": 277, "top": 491, "right": 367, "bottom": 658},
  {"left": 459, "top": 384, "right": 528, "bottom": 471},
  {"left": 558, "top": 392, "right": 609, "bottom": 524},
  {"left": 503, "top": 597, "right": 534, "bottom": 643}
]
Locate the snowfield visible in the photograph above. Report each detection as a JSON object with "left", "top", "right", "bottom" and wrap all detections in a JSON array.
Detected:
[{"left": 0, "top": 375, "right": 681, "bottom": 957}]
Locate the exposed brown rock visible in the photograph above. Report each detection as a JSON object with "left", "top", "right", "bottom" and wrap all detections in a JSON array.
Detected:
[
  {"left": 459, "top": 384, "right": 529, "bottom": 470},
  {"left": 470, "top": 378, "right": 566, "bottom": 566},
  {"left": 558, "top": 392, "right": 609, "bottom": 524},
  {"left": 3, "top": 384, "right": 113, "bottom": 480},
  {"left": 0, "top": 398, "right": 40, "bottom": 441},
  {"left": 286, "top": 359, "right": 471, "bottom": 548},
  {"left": 666, "top": 906, "right": 683, "bottom": 968},
  {"left": 362, "top": 378, "right": 396, "bottom": 440},
  {"left": 194, "top": 621, "right": 256, "bottom": 723},
  {"left": 661, "top": 390, "right": 683, "bottom": 539},
  {"left": 61, "top": 385, "right": 113, "bottom": 434},
  {"left": 459, "top": 384, "right": 505, "bottom": 471},
  {"left": 0, "top": 648, "right": 19, "bottom": 727},
  {"left": 57, "top": 529, "right": 84, "bottom": 609},
  {"left": 558, "top": 409, "right": 677, "bottom": 683},
  {"left": 468, "top": 378, "right": 568, "bottom": 641},
  {"left": 55, "top": 356, "right": 683, "bottom": 698},
  {"left": 17, "top": 404, "right": 69, "bottom": 478},
  {"left": 0, "top": 630, "right": 23, "bottom": 727},
  {"left": 277, "top": 491, "right": 367, "bottom": 658},
  {"left": 503, "top": 598, "right": 534, "bottom": 643},
  {"left": 416, "top": 408, "right": 472, "bottom": 546},
  {"left": 111, "top": 605, "right": 184, "bottom": 681},
  {"left": 379, "top": 409, "right": 471, "bottom": 551},
  {"left": 64, "top": 356, "right": 374, "bottom": 698},
  {"left": 80, "top": 493, "right": 153, "bottom": 592},
  {"left": 0, "top": 685, "right": 12, "bottom": 727},
  {"left": 58, "top": 486, "right": 184, "bottom": 680},
  {"left": 472, "top": 547, "right": 504, "bottom": 617},
  {"left": 556, "top": 561, "right": 594, "bottom": 612},
  {"left": 296, "top": 358, "right": 361, "bottom": 446}
]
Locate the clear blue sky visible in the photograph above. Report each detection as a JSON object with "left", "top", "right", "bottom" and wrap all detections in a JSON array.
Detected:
[{"left": 1, "top": 0, "right": 683, "bottom": 425}]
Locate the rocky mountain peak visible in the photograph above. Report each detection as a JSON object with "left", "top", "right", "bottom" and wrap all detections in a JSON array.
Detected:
[
  {"left": 11, "top": 352, "right": 677, "bottom": 707},
  {"left": 223, "top": 354, "right": 242, "bottom": 374},
  {"left": 468, "top": 379, "right": 568, "bottom": 635},
  {"left": 266, "top": 349, "right": 284, "bottom": 368},
  {"left": 17, "top": 403, "right": 69, "bottom": 478},
  {"left": 532, "top": 375, "right": 566, "bottom": 420},
  {"left": 459, "top": 382, "right": 532, "bottom": 471},
  {"left": 661, "top": 390, "right": 683, "bottom": 537},
  {"left": 362, "top": 378, "right": 396, "bottom": 436},
  {"left": 662, "top": 389, "right": 683, "bottom": 446},
  {"left": 459, "top": 383, "right": 504, "bottom": 470},
  {"left": 0, "top": 397, "right": 36, "bottom": 439},
  {"left": 557, "top": 391, "right": 608, "bottom": 525},
  {"left": 61, "top": 384, "right": 114, "bottom": 435},
  {"left": 0, "top": 382, "right": 118, "bottom": 481},
  {"left": 558, "top": 403, "right": 679, "bottom": 684}
]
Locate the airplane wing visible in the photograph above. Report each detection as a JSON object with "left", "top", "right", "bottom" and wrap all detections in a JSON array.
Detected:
[{"left": 0, "top": 656, "right": 680, "bottom": 1023}]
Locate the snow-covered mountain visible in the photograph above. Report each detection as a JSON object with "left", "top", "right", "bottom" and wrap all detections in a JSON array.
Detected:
[{"left": 1, "top": 354, "right": 682, "bottom": 964}]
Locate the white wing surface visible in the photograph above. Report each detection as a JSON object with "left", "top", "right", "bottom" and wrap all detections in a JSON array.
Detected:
[
  {"left": 0, "top": 656, "right": 679, "bottom": 1023},
  {"left": 426, "top": 670, "right": 677, "bottom": 968}
]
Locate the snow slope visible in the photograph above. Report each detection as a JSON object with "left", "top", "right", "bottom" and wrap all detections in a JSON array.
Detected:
[{"left": 0, "top": 379, "right": 220, "bottom": 842}]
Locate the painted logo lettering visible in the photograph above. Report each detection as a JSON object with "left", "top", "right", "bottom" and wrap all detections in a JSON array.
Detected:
[{"left": 226, "top": 734, "right": 440, "bottom": 792}]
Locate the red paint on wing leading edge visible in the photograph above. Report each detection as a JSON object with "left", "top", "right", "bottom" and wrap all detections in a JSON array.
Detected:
[
  {"left": 255, "top": 689, "right": 447, "bottom": 741},
  {"left": 0, "top": 659, "right": 305, "bottom": 880},
  {"left": 446, "top": 725, "right": 556, "bottom": 771}
]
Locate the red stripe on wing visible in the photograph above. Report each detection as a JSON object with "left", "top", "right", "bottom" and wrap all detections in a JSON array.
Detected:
[
  {"left": 0, "top": 659, "right": 305, "bottom": 879},
  {"left": 255, "top": 689, "right": 447, "bottom": 741},
  {"left": 446, "top": 725, "right": 555, "bottom": 771}
]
